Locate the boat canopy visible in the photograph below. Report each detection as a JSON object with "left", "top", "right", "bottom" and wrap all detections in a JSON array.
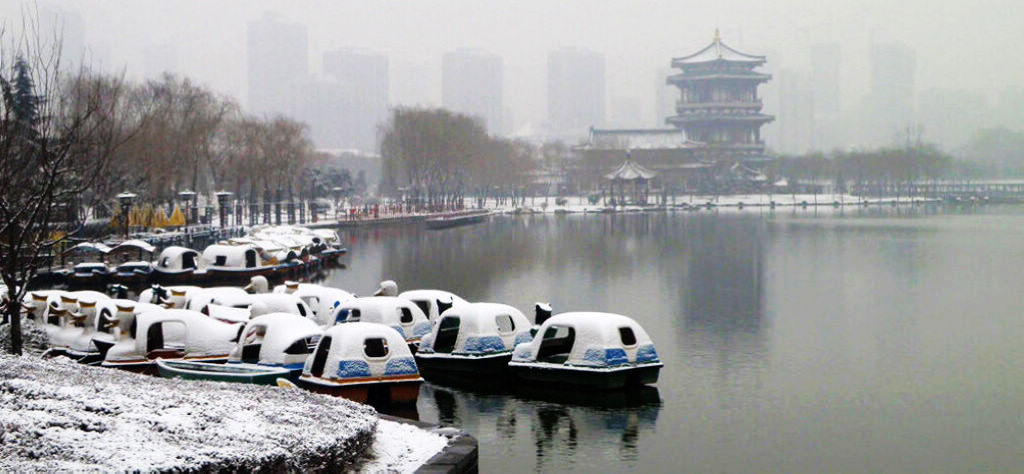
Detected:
[
  {"left": 113, "top": 309, "right": 237, "bottom": 361},
  {"left": 273, "top": 283, "right": 357, "bottom": 327},
  {"left": 398, "top": 289, "right": 470, "bottom": 320},
  {"left": 305, "top": 322, "right": 418, "bottom": 381},
  {"left": 155, "top": 247, "right": 201, "bottom": 272},
  {"left": 62, "top": 242, "right": 112, "bottom": 257},
  {"left": 111, "top": 239, "right": 156, "bottom": 254},
  {"left": 201, "top": 244, "right": 266, "bottom": 269},
  {"left": 418, "top": 302, "right": 532, "bottom": 355},
  {"left": 228, "top": 313, "right": 322, "bottom": 367},
  {"left": 334, "top": 296, "right": 431, "bottom": 341},
  {"left": 511, "top": 312, "right": 659, "bottom": 368}
]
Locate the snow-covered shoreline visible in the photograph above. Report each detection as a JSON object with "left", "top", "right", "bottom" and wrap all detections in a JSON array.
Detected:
[{"left": 0, "top": 354, "right": 452, "bottom": 472}]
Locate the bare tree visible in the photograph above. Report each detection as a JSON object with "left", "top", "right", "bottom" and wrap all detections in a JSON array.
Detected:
[{"left": 0, "top": 15, "right": 130, "bottom": 354}]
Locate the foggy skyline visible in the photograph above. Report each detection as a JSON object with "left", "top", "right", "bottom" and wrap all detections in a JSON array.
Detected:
[{"left": 4, "top": 0, "right": 1023, "bottom": 151}]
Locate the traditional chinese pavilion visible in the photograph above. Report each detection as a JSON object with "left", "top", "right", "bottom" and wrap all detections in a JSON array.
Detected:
[{"left": 666, "top": 30, "right": 774, "bottom": 168}]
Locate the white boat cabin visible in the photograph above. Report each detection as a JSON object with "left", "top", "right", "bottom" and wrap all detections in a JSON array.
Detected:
[
  {"left": 418, "top": 302, "right": 532, "bottom": 356},
  {"left": 155, "top": 247, "right": 201, "bottom": 273},
  {"left": 303, "top": 322, "right": 419, "bottom": 381},
  {"left": 510, "top": 312, "right": 660, "bottom": 368},
  {"left": 333, "top": 296, "right": 431, "bottom": 343},
  {"left": 273, "top": 282, "right": 357, "bottom": 327},
  {"left": 108, "top": 240, "right": 156, "bottom": 264},
  {"left": 398, "top": 289, "right": 469, "bottom": 321},
  {"left": 103, "top": 309, "right": 238, "bottom": 366},
  {"left": 201, "top": 244, "right": 269, "bottom": 270},
  {"left": 227, "top": 313, "right": 322, "bottom": 369}
]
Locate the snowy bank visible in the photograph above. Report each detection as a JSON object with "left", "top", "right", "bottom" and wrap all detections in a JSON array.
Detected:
[{"left": 0, "top": 354, "right": 377, "bottom": 472}]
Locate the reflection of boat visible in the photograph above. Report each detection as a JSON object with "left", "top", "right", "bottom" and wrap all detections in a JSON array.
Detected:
[
  {"left": 425, "top": 210, "right": 491, "bottom": 230},
  {"left": 296, "top": 323, "right": 423, "bottom": 406},
  {"left": 514, "top": 384, "right": 661, "bottom": 409},
  {"left": 156, "top": 359, "right": 291, "bottom": 385},
  {"left": 509, "top": 312, "right": 662, "bottom": 389},
  {"left": 416, "top": 302, "right": 532, "bottom": 378}
]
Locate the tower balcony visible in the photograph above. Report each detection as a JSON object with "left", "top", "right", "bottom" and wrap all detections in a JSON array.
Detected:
[
  {"left": 676, "top": 99, "right": 762, "bottom": 113},
  {"left": 667, "top": 113, "right": 775, "bottom": 125}
]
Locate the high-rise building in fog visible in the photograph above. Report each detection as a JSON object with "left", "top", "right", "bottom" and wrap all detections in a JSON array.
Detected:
[
  {"left": 918, "top": 88, "right": 990, "bottom": 150},
  {"left": 862, "top": 42, "right": 916, "bottom": 146},
  {"left": 247, "top": 14, "right": 308, "bottom": 117},
  {"left": 322, "top": 48, "right": 389, "bottom": 152},
  {"left": 548, "top": 47, "right": 605, "bottom": 139},
  {"left": 442, "top": 49, "right": 503, "bottom": 134},
  {"left": 777, "top": 68, "right": 814, "bottom": 154},
  {"left": 810, "top": 43, "right": 841, "bottom": 151}
]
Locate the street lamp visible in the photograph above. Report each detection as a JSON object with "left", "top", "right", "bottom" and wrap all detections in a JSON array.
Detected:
[
  {"left": 178, "top": 190, "right": 196, "bottom": 229},
  {"left": 331, "top": 186, "right": 343, "bottom": 220},
  {"left": 116, "top": 192, "right": 137, "bottom": 240},
  {"left": 215, "top": 191, "right": 233, "bottom": 229}
]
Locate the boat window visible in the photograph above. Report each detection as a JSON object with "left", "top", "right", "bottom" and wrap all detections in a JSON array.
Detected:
[
  {"left": 437, "top": 298, "right": 454, "bottom": 315},
  {"left": 97, "top": 309, "right": 114, "bottom": 334},
  {"left": 399, "top": 306, "right": 414, "bottom": 324},
  {"left": 536, "top": 325, "right": 575, "bottom": 364},
  {"left": 310, "top": 336, "right": 331, "bottom": 377},
  {"left": 495, "top": 314, "right": 515, "bottom": 333},
  {"left": 619, "top": 327, "right": 637, "bottom": 347},
  {"left": 146, "top": 321, "right": 186, "bottom": 355},
  {"left": 245, "top": 249, "right": 257, "bottom": 268},
  {"left": 214, "top": 255, "right": 227, "bottom": 266},
  {"left": 296, "top": 303, "right": 307, "bottom": 317},
  {"left": 412, "top": 300, "right": 431, "bottom": 317},
  {"left": 181, "top": 252, "right": 196, "bottom": 269},
  {"left": 337, "top": 308, "right": 360, "bottom": 323},
  {"left": 433, "top": 316, "right": 460, "bottom": 354},
  {"left": 283, "top": 338, "right": 313, "bottom": 355},
  {"left": 160, "top": 257, "right": 169, "bottom": 268},
  {"left": 363, "top": 337, "right": 389, "bottom": 358}
]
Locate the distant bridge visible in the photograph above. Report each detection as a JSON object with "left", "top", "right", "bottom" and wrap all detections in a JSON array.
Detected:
[{"left": 851, "top": 181, "right": 1024, "bottom": 202}]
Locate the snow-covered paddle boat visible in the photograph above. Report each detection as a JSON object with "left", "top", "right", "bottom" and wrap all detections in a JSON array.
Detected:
[
  {"left": 201, "top": 244, "right": 278, "bottom": 282},
  {"left": 272, "top": 281, "right": 357, "bottom": 327},
  {"left": 63, "top": 242, "right": 112, "bottom": 287},
  {"left": 152, "top": 246, "right": 202, "bottom": 284},
  {"left": 397, "top": 289, "right": 469, "bottom": 321},
  {"left": 333, "top": 296, "right": 432, "bottom": 351},
  {"left": 508, "top": 312, "right": 662, "bottom": 390},
  {"left": 101, "top": 308, "right": 239, "bottom": 374},
  {"left": 296, "top": 322, "right": 423, "bottom": 405},
  {"left": 415, "top": 302, "right": 532, "bottom": 377}
]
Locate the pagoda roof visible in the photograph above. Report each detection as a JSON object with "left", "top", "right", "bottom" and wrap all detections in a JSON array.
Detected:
[
  {"left": 605, "top": 160, "right": 658, "bottom": 181},
  {"left": 672, "top": 30, "right": 766, "bottom": 66}
]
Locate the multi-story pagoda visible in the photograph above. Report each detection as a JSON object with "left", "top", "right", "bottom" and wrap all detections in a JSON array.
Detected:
[{"left": 667, "top": 30, "right": 774, "bottom": 168}]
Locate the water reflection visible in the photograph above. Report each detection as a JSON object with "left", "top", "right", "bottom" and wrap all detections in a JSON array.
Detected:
[{"left": 418, "top": 381, "right": 662, "bottom": 471}]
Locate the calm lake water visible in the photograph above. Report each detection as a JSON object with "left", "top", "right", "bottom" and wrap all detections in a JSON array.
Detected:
[{"left": 321, "top": 205, "right": 1023, "bottom": 473}]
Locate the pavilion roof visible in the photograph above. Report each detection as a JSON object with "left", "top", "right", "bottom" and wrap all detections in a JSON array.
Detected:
[
  {"left": 672, "top": 30, "right": 766, "bottom": 66},
  {"left": 605, "top": 160, "right": 658, "bottom": 181}
]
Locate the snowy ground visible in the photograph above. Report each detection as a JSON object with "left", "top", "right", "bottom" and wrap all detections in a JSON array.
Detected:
[
  {"left": 0, "top": 355, "right": 378, "bottom": 471},
  {"left": 354, "top": 419, "right": 451, "bottom": 473}
]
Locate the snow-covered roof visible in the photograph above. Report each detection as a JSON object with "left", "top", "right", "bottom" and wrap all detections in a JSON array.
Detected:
[
  {"left": 155, "top": 247, "right": 200, "bottom": 271},
  {"left": 310, "top": 322, "right": 417, "bottom": 381},
  {"left": 128, "top": 309, "right": 238, "bottom": 358},
  {"left": 201, "top": 244, "right": 265, "bottom": 269},
  {"left": 229, "top": 313, "right": 322, "bottom": 366},
  {"left": 672, "top": 31, "right": 766, "bottom": 66},
  {"left": 337, "top": 297, "right": 431, "bottom": 341},
  {"left": 419, "top": 302, "right": 531, "bottom": 355},
  {"left": 62, "top": 242, "right": 111, "bottom": 256},
  {"left": 274, "top": 284, "right": 357, "bottom": 327},
  {"left": 511, "top": 312, "right": 656, "bottom": 367},
  {"left": 605, "top": 160, "right": 658, "bottom": 181},
  {"left": 581, "top": 128, "right": 705, "bottom": 150},
  {"left": 111, "top": 240, "right": 156, "bottom": 254}
]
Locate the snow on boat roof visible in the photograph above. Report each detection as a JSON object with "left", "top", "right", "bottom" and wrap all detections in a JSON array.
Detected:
[
  {"left": 398, "top": 289, "right": 469, "bottom": 305},
  {"left": 439, "top": 302, "right": 528, "bottom": 331},
  {"left": 132, "top": 309, "right": 239, "bottom": 355},
  {"left": 235, "top": 313, "right": 322, "bottom": 365},
  {"left": 158, "top": 246, "right": 199, "bottom": 260},
  {"left": 62, "top": 242, "right": 111, "bottom": 256},
  {"left": 111, "top": 239, "right": 156, "bottom": 253},
  {"left": 538, "top": 312, "right": 653, "bottom": 347},
  {"left": 323, "top": 322, "right": 413, "bottom": 360},
  {"left": 341, "top": 297, "right": 428, "bottom": 324}
]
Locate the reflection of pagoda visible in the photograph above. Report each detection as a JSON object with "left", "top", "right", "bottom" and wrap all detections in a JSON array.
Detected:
[{"left": 667, "top": 30, "right": 774, "bottom": 169}]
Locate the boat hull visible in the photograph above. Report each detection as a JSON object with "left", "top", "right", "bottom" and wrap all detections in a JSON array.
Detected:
[
  {"left": 152, "top": 268, "right": 197, "bottom": 285},
  {"left": 415, "top": 352, "right": 513, "bottom": 378},
  {"left": 508, "top": 362, "right": 662, "bottom": 390},
  {"left": 296, "top": 375, "right": 422, "bottom": 405},
  {"left": 156, "top": 360, "right": 292, "bottom": 385},
  {"left": 110, "top": 270, "right": 153, "bottom": 286}
]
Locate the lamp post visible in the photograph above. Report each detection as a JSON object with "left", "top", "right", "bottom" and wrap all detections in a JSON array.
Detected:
[
  {"left": 215, "top": 191, "right": 233, "bottom": 230},
  {"left": 178, "top": 190, "right": 196, "bottom": 230},
  {"left": 116, "top": 192, "right": 136, "bottom": 240},
  {"left": 331, "top": 186, "right": 343, "bottom": 221}
]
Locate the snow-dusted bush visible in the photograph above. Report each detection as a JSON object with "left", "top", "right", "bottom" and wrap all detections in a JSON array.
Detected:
[
  {"left": 0, "top": 317, "right": 50, "bottom": 355},
  {"left": 0, "top": 355, "right": 377, "bottom": 471}
]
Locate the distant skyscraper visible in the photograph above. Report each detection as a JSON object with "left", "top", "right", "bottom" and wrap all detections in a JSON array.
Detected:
[
  {"left": 247, "top": 14, "right": 308, "bottom": 117},
  {"left": 322, "top": 48, "right": 389, "bottom": 152},
  {"left": 442, "top": 49, "right": 503, "bottom": 134},
  {"left": 548, "top": 47, "right": 605, "bottom": 139},
  {"left": 862, "top": 42, "right": 916, "bottom": 146},
  {"left": 809, "top": 43, "right": 841, "bottom": 151},
  {"left": 918, "top": 88, "right": 990, "bottom": 150}
]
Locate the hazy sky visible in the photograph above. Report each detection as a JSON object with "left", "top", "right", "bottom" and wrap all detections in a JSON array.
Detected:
[{"left": 4, "top": 0, "right": 1023, "bottom": 132}]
